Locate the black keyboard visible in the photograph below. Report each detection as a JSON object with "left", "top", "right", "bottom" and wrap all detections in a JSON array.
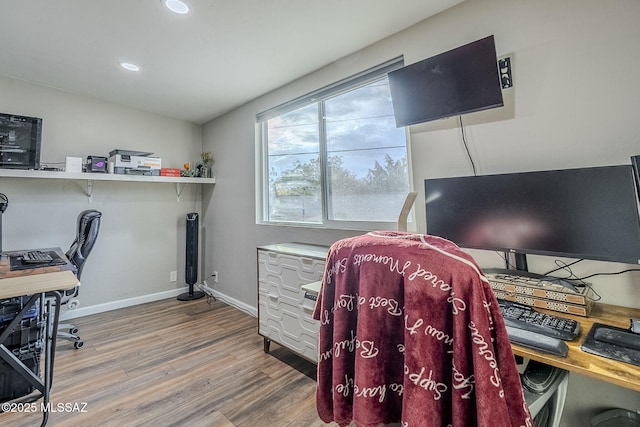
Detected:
[
  {"left": 498, "top": 299, "right": 580, "bottom": 341},
  {"left": 22, "top": 250, "right": 53, "bottom": 264}
]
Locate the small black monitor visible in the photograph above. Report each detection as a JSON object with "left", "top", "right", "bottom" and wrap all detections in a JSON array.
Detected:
[
  {"left": 388, "top": 35, "right": 504, "bottom": 127},
  {"left": 424, "top": 165, "right": 640, "bottom": 265},
  {"left": 0, "top": 112, "right": 42, "bottom": 170}
]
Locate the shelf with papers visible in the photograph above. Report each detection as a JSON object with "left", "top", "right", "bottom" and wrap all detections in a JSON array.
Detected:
[{"left": 0, "top": 168, "right": 215, "bottom": 201}]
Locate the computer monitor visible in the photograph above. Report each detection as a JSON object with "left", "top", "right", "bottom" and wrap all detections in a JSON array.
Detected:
[
  {"left": 388, "top": 35, "right": 504, "bottom": 127},
  {"left": 424, "top": 165, "right": 640, "bottom": 267}
]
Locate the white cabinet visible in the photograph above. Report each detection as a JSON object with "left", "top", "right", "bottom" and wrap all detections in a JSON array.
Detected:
[{"left": 257, "top": 243, "right": 328, "bottom": 363}]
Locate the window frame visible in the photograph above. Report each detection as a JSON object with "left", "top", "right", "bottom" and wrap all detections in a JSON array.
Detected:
[{"left": 256, "top": 57, "right": 413, "bottom": 231}]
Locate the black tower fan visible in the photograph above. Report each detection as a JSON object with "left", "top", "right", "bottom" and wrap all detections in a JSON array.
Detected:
[{"left": 178, "top": 212, "right": 205, "bottom": 301}]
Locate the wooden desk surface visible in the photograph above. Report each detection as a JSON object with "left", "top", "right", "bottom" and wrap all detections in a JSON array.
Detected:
[
  {"left": 0, "top": 248, "right": 80, "bottom": 298},
  {"left": 511, "top": 303, "right": 640, "bottom": 392}
]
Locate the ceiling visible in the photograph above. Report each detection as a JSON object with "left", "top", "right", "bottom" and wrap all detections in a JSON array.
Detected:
[{"left": 0, "top": 0, "right": 461, "bottom": 124}]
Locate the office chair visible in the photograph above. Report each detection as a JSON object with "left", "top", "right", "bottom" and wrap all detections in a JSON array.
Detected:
[
  {"left": 314, "top": 231, "right": 533, "bottom": 426},
  {"left": 57, "top": 209, "right": 102, "bottom": 349}
]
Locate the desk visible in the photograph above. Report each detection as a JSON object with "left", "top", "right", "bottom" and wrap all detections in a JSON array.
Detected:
[
  {"left": 510, "top": 302, "right": 640, "bottom": 392},
  {"left": 0, "top": 248, "right": 79, "bottom": 426}
]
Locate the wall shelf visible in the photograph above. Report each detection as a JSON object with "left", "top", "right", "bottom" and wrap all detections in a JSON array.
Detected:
[{"left": 0, "top": 169, "right": 215, "bottom": 201}]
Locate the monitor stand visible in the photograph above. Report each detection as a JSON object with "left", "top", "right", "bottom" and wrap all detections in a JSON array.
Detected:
[{"left": 513, "top": 252, "right": 528, "bottom": 271}]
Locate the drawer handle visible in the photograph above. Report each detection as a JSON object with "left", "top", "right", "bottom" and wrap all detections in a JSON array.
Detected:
[{"left": 268, "top": 293, "right": 278, "bottom": 300}]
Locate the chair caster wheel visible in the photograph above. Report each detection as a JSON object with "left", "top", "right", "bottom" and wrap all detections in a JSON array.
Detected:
[
  {"left": 69, "top": 327, "right": 79, "bottom": 334},
  {"left": 74, "top": 340, "right": 84, "bottom": 349}
]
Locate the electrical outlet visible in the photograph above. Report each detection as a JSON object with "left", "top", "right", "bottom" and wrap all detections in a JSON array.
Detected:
[
  {"left": 169, "top": 271, "right": 177, "bottom": 282},
  {"left": 212, "top": 271, "right": 218, "bottom": 283}
]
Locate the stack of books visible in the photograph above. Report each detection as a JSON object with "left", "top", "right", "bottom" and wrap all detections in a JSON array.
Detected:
[
  {"left": 485, "top": 270, "right": 595, "bottom": 317},
  {"left": 160, "top": 168, "right": 181, "bottom": 177}
]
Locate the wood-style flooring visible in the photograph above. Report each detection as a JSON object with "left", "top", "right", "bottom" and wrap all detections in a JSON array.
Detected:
[{"left": 0, "top": 298, "right": 329, "bottom": 427}]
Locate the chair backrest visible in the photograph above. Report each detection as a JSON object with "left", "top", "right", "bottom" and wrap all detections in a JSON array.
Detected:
[
  {"left": 65, "top": 209, "right": 102, "bottom": 280},
  {"left": 314, "top": 231, "right": 532, "bottom": 426}
]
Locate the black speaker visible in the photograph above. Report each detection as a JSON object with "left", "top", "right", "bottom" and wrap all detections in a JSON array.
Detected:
[{"left": 178, "top": 212, "right": 205, "bottom": 301}]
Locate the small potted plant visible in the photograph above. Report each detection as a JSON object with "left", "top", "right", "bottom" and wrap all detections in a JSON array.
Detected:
[{"left": 200, "top": 151, "right": 213, "bottom": 178}]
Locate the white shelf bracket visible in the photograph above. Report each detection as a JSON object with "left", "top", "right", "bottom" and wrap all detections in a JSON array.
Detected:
[
  {"left": 175, "top": 182, "right": 187, "bottom": 201},
  {"left": 87, "top": 180, "right": 94, "bottom": 203}
]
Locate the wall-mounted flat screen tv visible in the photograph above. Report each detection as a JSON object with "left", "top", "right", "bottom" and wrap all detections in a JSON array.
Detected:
[
  {"left": 389, "top": 35, "right": 504, "bottom": 127},
  {"left": 424, "top": 165, "right": 640, "bottom": 265},
  {"left": 0, "top": 112, "right": 42, "bottom": 170}
]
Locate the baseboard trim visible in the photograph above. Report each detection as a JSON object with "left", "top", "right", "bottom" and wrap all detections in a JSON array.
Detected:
[
  {"left": 209, "top": 289, "right": 257, "bottom": 317},
  {"left": 60, "top": 286, "right": 258, "bottom": 320}
]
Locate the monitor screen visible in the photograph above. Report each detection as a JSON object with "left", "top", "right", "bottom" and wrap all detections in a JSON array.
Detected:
[
  {"left": 0, "top": 112, "right": 42, "bottom": 170},
  {"left": 388, "top": 35, "right": 504, "bottom": 127},
  {"left": 424, "top": 165, "right": 640, "bottom": 265}
]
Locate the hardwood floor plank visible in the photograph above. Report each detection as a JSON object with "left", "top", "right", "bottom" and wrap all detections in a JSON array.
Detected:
[{"left": 0, "top": 298, "right": 329, "bottom": 427}]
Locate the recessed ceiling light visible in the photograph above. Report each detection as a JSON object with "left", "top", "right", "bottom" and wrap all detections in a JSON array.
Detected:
[
  {"left": 119, "top": 62, "right": 140, "bottom": 72},
  {"left": 164, "top": 0, "right": 189, "bottom": 14}
]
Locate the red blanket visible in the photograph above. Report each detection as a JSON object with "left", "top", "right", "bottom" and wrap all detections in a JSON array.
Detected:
[{"left": 313, "top": 231, "right": 531, "bottom": 427}]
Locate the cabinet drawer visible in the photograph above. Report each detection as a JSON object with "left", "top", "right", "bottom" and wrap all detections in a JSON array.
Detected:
[
  {"left": 258, "top": 251, "right": 325, "bottom": 294},
  {"left": 257, "top": 246, "right": 326, "bottom": 363},
  {"left": 258, "top": 295, "right": 319, "bottom": 361}
]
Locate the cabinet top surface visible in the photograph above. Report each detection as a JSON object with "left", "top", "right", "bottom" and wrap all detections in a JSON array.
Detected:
[{"left": 258, "top": 242, "right": 329, "bottom": 259}]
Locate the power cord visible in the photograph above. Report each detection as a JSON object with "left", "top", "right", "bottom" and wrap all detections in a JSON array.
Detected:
[
  {"left": 459, "top": 116, "right": 477, "bottom": 176},
  {"left": 198, "top": 273, "right": 218, "bottom": 305},
  {"left": 576, "top": 269, "right": 640, "bottom": 281}
]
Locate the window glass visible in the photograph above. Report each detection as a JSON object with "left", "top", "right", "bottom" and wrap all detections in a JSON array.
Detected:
[
  {"left": 259, "top": 59, "right": 409, "bottom": 227},
  {"left": 266, "top": 104, "right": 321, "bottom": 222},
  {"left": 325, "top": 80, "right": 408, "bottom": 222}
]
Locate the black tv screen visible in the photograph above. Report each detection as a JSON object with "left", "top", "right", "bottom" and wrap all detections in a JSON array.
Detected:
[
  {"left": 0, "top": 112, "right": 42, "bottom": 170},
  {"left": 424, "top": 165, "right": 640, "bottom": 265},
  {"left": 389, "top": 35, "right": 504, "bottom": 127}
]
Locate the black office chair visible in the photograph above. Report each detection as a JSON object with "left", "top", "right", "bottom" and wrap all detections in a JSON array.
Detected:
[{"left": 58, "top": 209, "right": 102, "bottom": 349}]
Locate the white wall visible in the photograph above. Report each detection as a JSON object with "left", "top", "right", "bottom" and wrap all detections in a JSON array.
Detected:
[
  {"left": 407, "top": 0, "right": 640, "bottom": 311},
  {"left": 202, "top": 0, "right": 640, "bottom": 424},
  {"left": 0, "top": 74, "right": 204, "bottom": 312}
]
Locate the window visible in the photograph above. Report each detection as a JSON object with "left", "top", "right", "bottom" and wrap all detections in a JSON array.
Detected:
[{"left": 258, "top": 58, "right": 410, "bottom": 228}]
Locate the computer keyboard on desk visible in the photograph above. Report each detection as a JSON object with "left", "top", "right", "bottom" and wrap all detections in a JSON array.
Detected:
[
  {"left": 22, "top": 250, "right": 53, "bottom": 264},
  {"left": 499, "top": 299, "right": 580, "bottom": 341}
]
